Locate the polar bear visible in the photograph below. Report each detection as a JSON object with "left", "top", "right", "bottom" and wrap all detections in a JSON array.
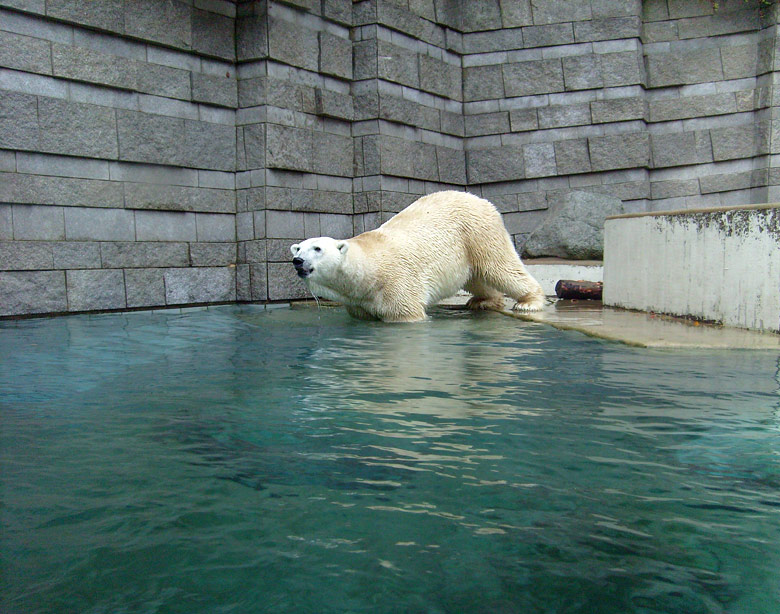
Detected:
[{"left": 290, "top": 190, "right": 546, "bottom": 322}]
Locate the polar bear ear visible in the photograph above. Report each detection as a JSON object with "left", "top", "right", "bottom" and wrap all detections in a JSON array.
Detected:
[
  {"left": 336, "top": 241, "right": 349, "bottom": 255},
  {"left": 290, "top": 243, "right": 301, "bottom": 255}
]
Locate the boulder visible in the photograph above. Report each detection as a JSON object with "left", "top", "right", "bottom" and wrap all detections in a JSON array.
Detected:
[{"left": 522, "top": 191, "right": 625, "bottom": 260}]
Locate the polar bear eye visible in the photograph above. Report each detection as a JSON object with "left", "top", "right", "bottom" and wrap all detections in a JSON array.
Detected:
[{"left": 313, "top": 246, "right": 321, "bottom": 252}]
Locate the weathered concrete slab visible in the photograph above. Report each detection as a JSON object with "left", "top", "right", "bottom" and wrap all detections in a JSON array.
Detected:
[{"left": 603, "top": 205, "right": 780, "bottom": 334}]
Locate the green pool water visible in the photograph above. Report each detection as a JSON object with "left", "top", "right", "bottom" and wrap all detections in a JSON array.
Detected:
[{"left": 1, "top": 305, "right": 779, "bottom": 614}]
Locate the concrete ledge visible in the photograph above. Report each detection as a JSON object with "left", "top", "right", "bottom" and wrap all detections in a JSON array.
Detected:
[{"left": 603, "top": 205, "right": 779, "bottom": 333}]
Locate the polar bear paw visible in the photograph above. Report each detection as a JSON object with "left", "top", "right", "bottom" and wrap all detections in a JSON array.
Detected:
[
  {"left": 511, "top": 296, "right": 546, "bottom": 312},
  {"left": 466, "top": 295, "right": 506, "bottom": 311}
]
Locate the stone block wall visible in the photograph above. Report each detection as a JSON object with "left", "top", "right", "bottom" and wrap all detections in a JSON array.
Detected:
[{"left": 1, "top": 0, "right": 778, "bottom": 316}]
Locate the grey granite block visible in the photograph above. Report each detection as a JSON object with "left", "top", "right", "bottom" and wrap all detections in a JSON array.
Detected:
[
  {"left": 531, "top": 0, "right": 592, "bottom": 24},
  {"left": 538, "top": 103, "right": 591, "bottom": 129},
  {"left": 323, "top": 0, "right": 351, "bottom": 24},
  {"left": 164, "top": 266, "right": 236, "bottom": 304},
  {"left": 522, "top": 23, "right": 574, "bottom": 48},
  {"left": 509, "top": 108, "right": 539, "bottom": 132},
  {"left": 467, "top": 146, "right": 524, "bottom": 184},
  {"left": 52, "top": 242, "right": 101, "bottom": 269},
  {"left": 651, "top": 132, "right": 697, "bottom": 168},
  {"left": 0, "top": 150, "right": 14, "bottom": 172},
  {"left": 600, "top": 51, "right": 643, "bottom": 87},
  {"left": 503, "top": 58, "right": 564, "bottom": 97},
  {"left": 313, "top": 131, "right": 353, "bottom": 177},
  {"left": 267, "top": 262, "right": 307, "bottom": 300},
  {"left": 711, "top": 124, "right": 756, "bottom": 161},
  {"left": 124, "top": 0, "right": 192, "bottom": 49},
  {"left": 523, "top": 142, "right": 557, "bottom": 178},
  {"left": 253, "top": 210, "right": 266, "bottom": 238},
  {"left": 12, "top": 204, "right": 64, "bottom": 240},
  {"left": 242, "top": 124, "right": 266, "bottom": 170},
  {"left": 591, "top": 97, "right": 645, "bottom": 123},
  {"left": 266, "top": 210, "right": 304, "bottom": 239},
  {"left": 574, "top": 17, "right": 640, "bottom": 42},
  {"left": 646, "top": 48, "right": 723, "bottom": 87},
  {"left": 353, "top": 39, "right": 378, "bottom": 80},
  {"left": 0, "top": 30, "right": 52, "bottom": 75},
  {"left": 437, "top": 147, "right": 467, "bottom": 185},
  {"left": 465, "top": 112, "right": 511, "bottom": 137},
  {"left": 315, "top": 89, "right": 354, "bottom": 121},
  {"left": 244, "top": 239, "right": 266, "bottom": 263},
  {"left": 0, "top": 205, "right": 12, "bottom": 240},
  {"left": 319, "top": 213, "right": 353, "bottom": 239},
  {"left": 66, "top": 269, "right": 126, "bottom": 311},
  {"left": 249, "top": 263, "right": 268, "bottom": 300},
  {"left": 190, "top": 242, "right": 236, "bottom": 266},
  {"left": 38, "top": 97, "right": 118, "bottom": 159},
  {"left": 0, "top": 241, "right": 53, "bottom": 270},
  {"left": 100, "top": 242, "right": 189, "bottom": 268},
  {"left": 319, "top": 31, "right": 352, "bottom": 80},
  {"left": 554, "top": 138, "right": 591, "bottom": 175},
  {"left": 116, "top": 110, "right": 185, "bottom": 167},
  {"left": 562, "top": 54, "right": 603, "bottom": 91},
  {"left": 182, "top": 119, "right": 236, "bottom": 171},
  {"left": 589, "top": 132, "right": 650, "bottom": 172},
  {"left": 463, "top": 64, "right": 505, "bottom": 102},
  {"left": 125, "top": 268, "right": 166, "bottom": 308},
  {"left": 135, "top": 210, "right": 196, "bottom": 242},
  {"left": 52, "top": 43, "right": 135, "bottom": 91},
  {"left": 650, "top": 178, "right": 700, "bottom": 199},
  {"left": 192, "top": 8, "right": 235, "bottom": 60},
  {"left": 64, "top": 207, "right": 135, "bottom": 241},
  {"left": 125, "top": 183, "right": 235, "bottom": 214},
  {"left": 266, "top": 125, "right": 312, "bottom": 172},
  {"left": 195, "top": 213, "right": 236, "bottom": 242},
  {"left": 192, "top": 73, "right": 238, "bottom": 108},
  {"left": 380, "top": 136, "right": 438, "bottom": 182},
  {"left": 460, "top": 0, "right": 502, "bottom": 31},
  {"left": 137, "top": 62, "right": 191, "bottom": 100},
  {"left": 236, "top": 13, "right": 268, "bottom": 62},
  {"left": 236, "top": 211, "right": 254, "bottom": 241},
  {"left": 0, "top": 91, "right": 40, "bottom": 150},
  {"left": 499, "top": 0, "right": 532, "bottom": 27},
  {"left": 17, "top": 152, "right": 109, "bottom": 179},
  {"left": 0, "top": 271, "right": 67, "bottom": 316},
  {"left": 0, "top": 173, "right": 124, "bottom": 209},
  {"left": 419, "top": 54, "right": 461, "bottom": 100},
  {"left": 377, "top": 41, "right": 419, "bottom": 88},
  {"left": 268, "top": 16, "right": 318, "bottom": 71},
  {"left": 235, "top": 263, "right": 250, "bottom": 301},
  {"left": 46, "top": 0, "right": 124, "bottom": 32}
]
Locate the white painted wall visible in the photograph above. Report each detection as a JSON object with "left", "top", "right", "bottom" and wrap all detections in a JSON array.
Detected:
[{"left": 603, "top": 206, "right": 780, "bottom": 333}]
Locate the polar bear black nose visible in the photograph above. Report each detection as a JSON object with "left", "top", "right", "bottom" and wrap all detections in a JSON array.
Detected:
[{"left": 292, "top": 257, "right": 304, "bottom": 267}]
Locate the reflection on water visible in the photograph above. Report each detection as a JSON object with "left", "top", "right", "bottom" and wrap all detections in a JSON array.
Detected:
[{"left": 1, "top": 305, "right": 779, "bottom": 614}]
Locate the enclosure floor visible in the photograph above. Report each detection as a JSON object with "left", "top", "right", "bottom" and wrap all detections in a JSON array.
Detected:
[{"left": 437, "top": 294, "right": 780, "bottom": 349}]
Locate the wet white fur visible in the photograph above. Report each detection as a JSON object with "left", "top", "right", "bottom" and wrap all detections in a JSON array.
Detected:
[{"left": 290, "top": 191, "right": 546, "bottom": 322}]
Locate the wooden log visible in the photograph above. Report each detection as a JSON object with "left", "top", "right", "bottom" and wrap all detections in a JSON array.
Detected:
[{"left": 555, "top": 280, "right": 603, "bottom": 300}]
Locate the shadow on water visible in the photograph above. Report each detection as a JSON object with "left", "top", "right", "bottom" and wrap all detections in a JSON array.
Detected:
[{"left": 1, "top": 305, "right": 780, "bottom": 614}]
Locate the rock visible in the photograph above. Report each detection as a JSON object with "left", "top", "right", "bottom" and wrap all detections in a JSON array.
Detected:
[{"left": 522, "top": 191, "right": 625, "bottom": 260}]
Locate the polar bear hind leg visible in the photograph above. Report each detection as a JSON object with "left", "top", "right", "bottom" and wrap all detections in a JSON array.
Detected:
[
  {"left": 482, "top": 262, "right": 546, "bottom": 312},
  {"left": 464, "top": 278, "right": 506, "bottom": 311}
]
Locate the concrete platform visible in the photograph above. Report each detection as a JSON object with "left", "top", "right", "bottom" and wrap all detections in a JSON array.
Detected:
[
  {"left": 498, "top": 300, "right": 780, "bottom": 349},
  {"left": 438, "top": 294, "right": 780, "bottom": 349}
]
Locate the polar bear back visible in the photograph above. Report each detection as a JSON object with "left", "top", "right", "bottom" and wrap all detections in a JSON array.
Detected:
[{"left": 352, "top": 191, "right": 516, "bottom": 306}]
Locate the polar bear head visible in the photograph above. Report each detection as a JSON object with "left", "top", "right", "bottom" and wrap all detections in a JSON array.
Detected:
[{"left": 290, "top": 237, "right": 349, "bottom": 280}]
